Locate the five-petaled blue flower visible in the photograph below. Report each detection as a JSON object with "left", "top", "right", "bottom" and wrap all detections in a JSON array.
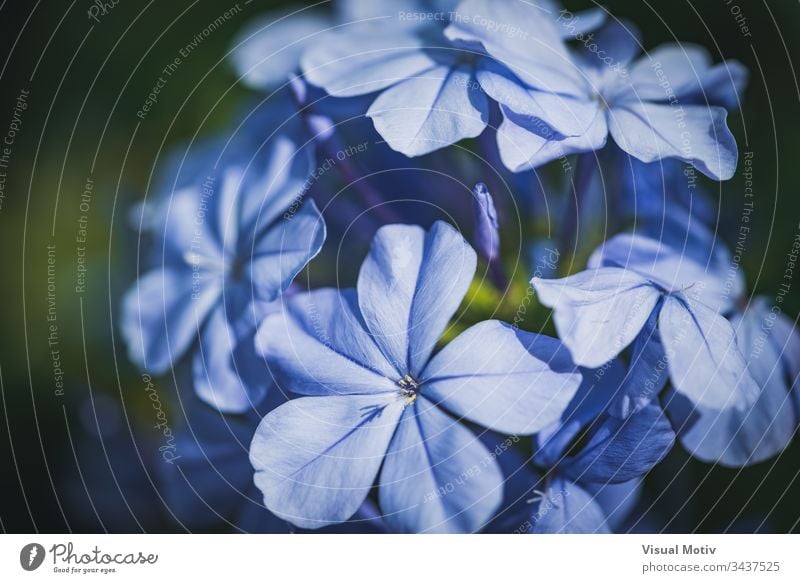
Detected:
[
  {"left": 533, "top": 231, "right": 760, "bottom": 415},
  {"left": 122, "top": 128, "right": 325, "bottom": 413},
  {"left": 249, "top": 221, "right": 582, "bottom": 532},
  {"left": 467, "top": 13, "right": 746, "bottom": 178}
]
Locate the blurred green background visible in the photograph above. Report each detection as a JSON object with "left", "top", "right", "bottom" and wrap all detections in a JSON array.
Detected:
[{"left": 0, "top": 0, "right": 798, "bottom": 532}]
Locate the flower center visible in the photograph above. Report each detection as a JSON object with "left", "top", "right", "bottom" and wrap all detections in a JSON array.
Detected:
[{"left": 397, "top": 374, "right": 420, "bottom": 406}]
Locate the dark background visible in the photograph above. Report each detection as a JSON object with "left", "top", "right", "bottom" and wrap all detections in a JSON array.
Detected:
[{"left": 0, "top": 0, "right": 797, "bottom": 532}]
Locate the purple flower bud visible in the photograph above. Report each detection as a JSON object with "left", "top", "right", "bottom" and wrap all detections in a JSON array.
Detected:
[{"left": 471, "top": 182, "right": 500, "bottom": 262}]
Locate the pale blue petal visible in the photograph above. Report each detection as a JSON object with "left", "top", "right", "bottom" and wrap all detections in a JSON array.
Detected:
[
  {"left": 555, "top": 7, "right": 608, "bottom": 39},
  {"left": 683, "top": 60, "right": 749, "bottom": 111},
  {"left": 659, "top": 294, "right": 760, "bottom": 410},
  {"left": 536, "top": 360, "right": 628, "bottom": 466},
  {"left": 476, "top": 61, "right": 598, "bottom": 136},
  {"left": 357, "top": 222, "right": 477, "bottom": 376},
  {"left": 230, "top": 9, "right": 331, "bottom": 88},
  {"left": 676, "top": 301, "right": 797, "bottom": 466},
  {"left": 608, "top": 102, "right": 738, "bottom": 180},
  {"left": 239, "top": 135, "right": 316, "bottom": 238},
  {"left": 585, "top": 478, "right": 642, "bottom": 532},
  {"left": 367, "top": 64, "right": 489, "bottom": 156},
  {"left": 255, "top": 288, "right": 398, "bottom": 396},
  {"left": 302, "top": 29, "right": 436, "bottom": 97},
  {"left": 192, "top": 303, "right": 269, "bottom": 414},
  {"left": 532, "top": 268, "right": 662, "bottom": 368},
  {"left": 248, "top": 199, "right": 325, "bottom": 302},
  {"left": 122, "top": 267, "right": 221, "bottom": 373},
  {"left": 161, "top": 184, "right": 223, "bottom": 263},
  {"left": 610, "top": 309, "right": 670, "bottom": 419},
  {"left": 379, "top": 397, "right": 502, "bottom": 533},
  {"left": 574, "top": 18, "right": 641, "bottom": 69},
  {"left": 337, "top": 0, "right": 459, "bottom": 28},
  {"left": 628, "top": 44, "right": 747, "bottom": 108},
  {"left": 445, "top": 0, "right": 586, "bottom": 96},
  {"left": 423, "top": 321, "right": 581, "bottom": 434},
  {"left": 561, "top": 404, "right": 675, "bottom": 484},
  {"left": 531, "top": 478, "right": 610, "bottom": 533},
  {"left": 250, "top": 394, "right": 404, "bottom": 529},
  {"left": 588, "top": 231, "right": 737, "bottom": 314},
  {"left": 495, "top": 105, "right": 607, "bottom": 171}
]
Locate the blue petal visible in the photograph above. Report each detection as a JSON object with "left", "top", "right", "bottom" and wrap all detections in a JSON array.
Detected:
[
  {"left": 157, "top": 183, "right": 224, "bottom": 266},
  {"left": 674, "top": 299, "right": 797, "bottom": 466},
  {"left": 256, "top": 288, "right": 398, "bottom": 396},
  {"left": 239, "top": 134, "right": 316, "bottom": 239},
  {"left": 531, "top": 478, "right": 610, "bottom": 533},
  {"left": 423, "top": 321, "right": 581, "bottom": 434},
  {"left": 585, "top": 478, "right": 643, "bottom": 532},
  {"left": 379, "top": 397, "right": 502, "bottom": 533},
  {"left": 122, "top": 267, "right": 221, "bottom": 373},
  {"left": 250, "top": 394, "right": 404, "bottom": 529},
  {"left": 588, "top": 232, "right": 738, "bottom": 314},
  {"left": 610, "top": 308, "right": 670, "bottom": 419},
  {"left": 367, "top": 64, "right": 489, "bottom": 156},
  {"left": 192, "top": 302, "right": 270, "bottom": 414},
  {"left": 230, "top": 9, "right": 331, "bottom": 88},
  {"left": 302, "top": 29, "right": 437, "bottom": 97},
  {"left": 659, "top": 294, "right": 760, "bottom": 410},
  {"left": 682, "top": 60, "right": 749, "bottom": 111},
  {"left": 471, "top": 182, "right": 500, "bottom": 262},
  {"left": 476, "top": 60, "right": 598, "bottom": 137},
  {"left": 554, "top": 6, "right": 608, "bottom": 39},
  {"left": 561, "top": 405, "right": 675, "bottom": 484},
  {"left": 573, "top": 18, "right": 641, "bottom": 69},
  {"left": 445, "top": 0, "right": 586, "bottom": 96},
  {"left": 533, "top": 267, "right": 662, "bottom": 368},
  {"left": 495, "top": 105, "right": 607, "bottom": 171},
  {"left": 608, "top": 102, "right": 738, "bottom": 180},
  {"left": 248, "top": 198, "right": 325, "bottom": 302},
  {"left": 629, "top": 44, "right": 747, "bottom": 109},
  {"left": 357, "top": 221, "right": 477, "bottom": 376},
  {"left": 536, "top": 360, "right": 628, "bottom": 466}
]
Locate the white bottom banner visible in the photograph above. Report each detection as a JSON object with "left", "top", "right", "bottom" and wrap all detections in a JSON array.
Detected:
[{"left": 0, "top": 534, "right": 796, "bottom": 582}]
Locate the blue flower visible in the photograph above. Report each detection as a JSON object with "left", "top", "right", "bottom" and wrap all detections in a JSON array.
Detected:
[
  {"left": 669, "top": 296, "right": 800, "bottom": 466},
  {"left": 230, "top": 6, "right": 332, "bottom": 89},
  {"left": 301, "top": 0, "right": 598, "bottom": 157},
  {"left": 230, "top": 1, "right": 461, "bottom": 89},
  {"left": 470, "top": 16, "right": 746, "bottom": 178},
  {"left": 122, "top": 124, "right": 325, "bottom": 413},
  {"left": 533, "top": 232, "right": 760, "bottom": 413},
  {"left": 249, "top": 221, "right": 582, "bottom": 532},
  {"left": 524, "top": 362, "right": 675, "bottom": 533}
]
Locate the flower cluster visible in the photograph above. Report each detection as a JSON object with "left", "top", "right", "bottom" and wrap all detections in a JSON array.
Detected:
[{"left": 122, "top": 0, "right": 798, "bottom": 533}]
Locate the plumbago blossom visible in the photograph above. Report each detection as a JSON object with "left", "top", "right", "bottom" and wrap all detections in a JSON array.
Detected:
[
  {"left": 533, "top": 231, "right": 760, "bottom": 415},
  {"left": 122, "top": 121, "right": 325, "bottom": 413},
  {"left": 249, "top": 222, "right": 582, "bottom": 532},
  {"left": 480, "top": 16, "right": 746, "bottom": 177},
  {"left": 301, "top": 0, "right": 603, "bottom": 157}
]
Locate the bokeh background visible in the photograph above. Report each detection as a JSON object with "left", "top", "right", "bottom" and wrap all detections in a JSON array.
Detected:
[{"left": 0, "top": 0, "right": 798, "bottom": 532}]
